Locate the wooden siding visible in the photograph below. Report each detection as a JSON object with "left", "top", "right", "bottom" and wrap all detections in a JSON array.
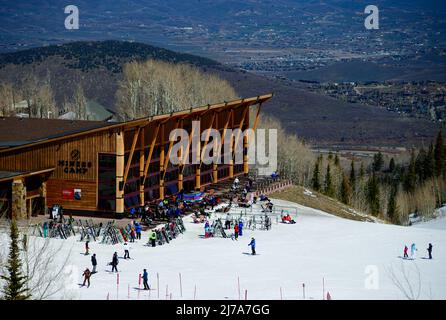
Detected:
[
  {"left": 0, "top": 131, "right": 116, "bottom": 181},
  {"left": 46, "top": 179, "right": 97, "bottom": 211}
]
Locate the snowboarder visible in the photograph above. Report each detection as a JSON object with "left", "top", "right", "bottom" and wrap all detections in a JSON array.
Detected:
[
  {"left": 85, "top": 240, "right": 89, "bottom": 255},
  {"left": 82, "top": 268, "right": 91, "bottom": 287},
  {"left": 111, "top": 252, "right": 119, "bottom": 272},
  {"left": 410, "top": 243, "right": 417, "bottom": 259},
  {"left": 234, "top": 224, "right": 239, "bottom": 240},
  {"left": 427, "top": 243, "right": 433, "bottom": 259},
  {"left": 238, "top": 219, "right": 244, "bottom": 236},
  {"left": 91, "top": 253, "right": 97, "bottom": 274},
  {"left": 403, "top": 245, "right": 409, "bottom": 259},
  {"left": 123, "top": 242, "right": 130, "bottom": 259},
  {"left": 248, "top": 237, "right": 256, "bottom": 255},
  {"left": 142, "top": 269, "right": 150, "bottom": 290},
  {"left": 149, "top": 230, "right": 157, "bottom": 247}
]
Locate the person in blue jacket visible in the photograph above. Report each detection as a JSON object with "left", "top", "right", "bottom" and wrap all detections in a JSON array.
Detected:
[
  {"left": 248, "top": 237, "right": 256, "bottom": 255},
  {"left": 238, "top": 219, "right": 244, "bottom": 236},
  {"left": 135, "top": 223, "right": 142, "bottom": 240},
  {"left": 142, "top": 269, "right": 150, "bottom": 290}
]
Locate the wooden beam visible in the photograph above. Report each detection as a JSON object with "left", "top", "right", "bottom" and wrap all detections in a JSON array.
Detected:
[
  {"left": 217, "top": 109, "right": 233, "bottom": 160},
  {"left": 142, "top": 123, "right": 160, "bottom": 185},
  {"left": 252, "top": 103, "right": 262, "bottom": 131},
  {"left": 116, "top": 130, "right": 125, "bottom": 214},
  {"left": 181, "top": 117, "right": 197, "bottom": 175},
  {"left": 139, "top": 128, "right": 145, "bottom": 206},
  {"left": 123, "top": 127, "right": 141, "bottom": 185},
  {"left": 233, "top": 106, "right": 249, "bottom": 158},
  {"left": 213, "top": 112, "right": 219, "bottom": 183},
  {"left": 159, "top": 124, "right": 165, "bottom": 199},
  {"left": 199, "top": 112, "right": 216, "bottom": 168},
  {"left": 162, "top": 119, "right": 180, "bottom": 181}
]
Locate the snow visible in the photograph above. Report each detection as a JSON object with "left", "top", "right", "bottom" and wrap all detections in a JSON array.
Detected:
[{"left": 2, "top": 198, "right": 446, "bottom": 300}]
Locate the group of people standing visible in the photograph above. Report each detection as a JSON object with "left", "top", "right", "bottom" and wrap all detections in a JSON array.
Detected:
[{"left": 403, "top": 243, "right": 433, "bottom": 259}]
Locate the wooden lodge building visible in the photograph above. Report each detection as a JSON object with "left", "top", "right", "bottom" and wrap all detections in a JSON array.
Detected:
[{"left": 0, "top": 94, "right": 272, "bottom": 219}]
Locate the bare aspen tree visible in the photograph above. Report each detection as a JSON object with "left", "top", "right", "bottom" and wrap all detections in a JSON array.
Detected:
[
  {"left": 35, "top": 85, "right": 57, "bottom": 118},
  {"left": 0, "top": 83, "right": 16, "bottom": 116},
  {"left": 116, "top": 60, "right": 237, "bottom": 120},
  {"left": 73, "top": 85, "right": 88, "bottom": 120}
]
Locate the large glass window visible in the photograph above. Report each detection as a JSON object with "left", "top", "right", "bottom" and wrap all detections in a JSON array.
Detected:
[{"left": 98, "top": 154, "right": 116, "bottom": 211}]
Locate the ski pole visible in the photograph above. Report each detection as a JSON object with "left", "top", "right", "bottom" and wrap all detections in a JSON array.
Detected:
[
  {"left": 237, "top": 276, "right": 241, "bottom": 300},
  {"left": 157, "top": 273, "right": 160, "bottom": 299},
  {"left": 322, "top": 277, "right": 325, "bottom": 301},
  {"left": 302, "top": 283, "right": 306, "bottom": 300},
  {"left": 179, "top": 273, "right": 183, "bottom": 298},
  {"left": 117, "top": 273, "right": 120, "bottom": 300},
  {"left": 244, "top": 289, "right": 248, "bottom": 300}
]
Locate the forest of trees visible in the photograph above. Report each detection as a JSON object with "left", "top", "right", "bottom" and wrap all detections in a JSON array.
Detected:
[
  {"left": 0, "top": 77, "right": 89, "bottom": 120},
  {"left": 307, "top": 132, "right": 446, "bottom": 225},
  {"left": 115, "top": 60, "right": 238, "bottom": 120}
]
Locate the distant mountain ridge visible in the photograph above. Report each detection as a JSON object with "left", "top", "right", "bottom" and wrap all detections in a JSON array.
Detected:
[
  {"left": 0, "top": 40, "right": 440, "bottom": 148},
  {"left": 0, "top": 40, "right": 222, "bottom": 72}
]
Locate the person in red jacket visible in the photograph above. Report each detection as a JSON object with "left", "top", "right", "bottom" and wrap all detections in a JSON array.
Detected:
[
  {"left": 234, "top": 224, "right": 239, "bottom": 240},
  {"left": 403, "top": 245, "right": 409, "bottom": 259}
]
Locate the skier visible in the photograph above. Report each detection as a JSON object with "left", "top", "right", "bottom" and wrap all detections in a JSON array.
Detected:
[
  {"left": 142, "top": 269, "right": 150, "bottom": 290},
  {"left": 149, "top": 230, "right": 157, "bottom": 247},
  {"left": 234, "top": 223, "right": 239, "bottom": 240},
  {"left": 248, "top": 237, "right": 256, "bottom": 255},
  {"left": 85, "top": 240, "right": 89, "bottom": 255},
  {"left": 123, "top": 242, "right": 130, "bottom": 259},
  {"left": 238, "top": 219, "right": 244, "bottom": 237},
  {"left": 427, "top": 243, "right": 433, "bottom": 259},
  {"left": 135, "top": 223, "right": 142, "bottom": 240},
  {"left": 91, "top": 253, "right": 97, "bottom": 274},
  {"left": 129, "top": 227, "right": 136, "bottom": 243},
  {"left": 403, "top": 245, "right": 409, "bottom": 259},
  {"left": 225, "top": 213, "right": 232, "bottom": 230},
  {"left": 82, "top": 268, "right": 91, "bottom": 287},
  {"left": 410, "top": 243, "right": 417, "bottom": 259},
  {"left": 111, "top": 252, "right": 119, "bottom": 272},
  {"left": 234, "top": 177, "right": 240, "bottom": 188}
]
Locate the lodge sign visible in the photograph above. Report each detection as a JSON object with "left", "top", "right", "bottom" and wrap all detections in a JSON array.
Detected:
[{"left": 58, "top": 149, "right": 92, "bottom": 174}]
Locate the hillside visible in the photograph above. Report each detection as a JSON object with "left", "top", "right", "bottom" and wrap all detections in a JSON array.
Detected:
[
  {"left": 8, "top": 198, "right": 446, "bottom": 300},
  {"left": 0, "top": 40, "right": 441, "bottom": 148}
]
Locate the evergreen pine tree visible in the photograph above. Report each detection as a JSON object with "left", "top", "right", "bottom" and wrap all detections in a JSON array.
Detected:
[
  {"left": 359, "top": 162, "right": 365, "bottom": 178},
  {"left": 434, "top": 131, "right": 445, "bottom": 176},
  {"left": 388, "top": 158, "right": 395, "bottom": 173},
  {"left": 349, "top": 160, "right": 356, "bottom": 186},
  {"left": 403, "top": 151, "right": 417, "bottom": 193},
  {"left": 424, "top": 143, "right": 435, "bottom": 179},
  {"left": 334, "top": 153, "right": 340, "bottom": 166},
  {"left": 415, "top": 148, "right": 426, "bottom": 182},
  {"left": 373, "top": 152, "right": 384, "bottom": 172},
  {"left": 312, "top": 160, "right": 321, "bottom": 191},
  {"left": 366, "top": 174, "right": 380, "bottom": 216},
  {"left": 387, "top": 183, "right": 399, "bottom": 224},
  {"left": 324, "top": 163, "right": 335, "bottom": 197},
  {"left": 340, "top": 173, "right": 352, "bottom": 205},
  {"left": 1, "top": 219, "right": 30, "bottom": 300}
]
